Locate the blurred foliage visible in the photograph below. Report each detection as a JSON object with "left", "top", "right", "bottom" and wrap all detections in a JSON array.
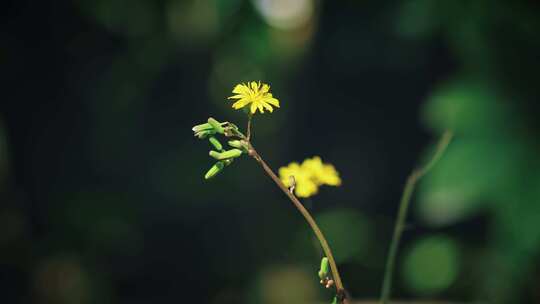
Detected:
[
  {"left": 1, "top": 0, "right": 540, "bottom": 303},
  {"left": 250, "top": 265, "right": 319, "bottom": 304},
  {"left": 315, "top": 209, "right": 372, "bottom": 264},
  {"left": 404, "top": 0, "right": 540, "bottom": 302},
  {"left": 402, "top": 235, "right": 460, "bottom": 295}
]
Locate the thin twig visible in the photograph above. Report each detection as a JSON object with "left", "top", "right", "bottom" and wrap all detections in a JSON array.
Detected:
[
  {"left": 246, "top": 114, "right": 253, "bottom": 140},
  {"left": 247, "top": 142, "right": 349, "bottom": 303},
  {"left": 224, "top": 118, "right": 349, "bottom": 303},
  {"left": 379, "top": 130, "right": 453, "bottom": 304}
]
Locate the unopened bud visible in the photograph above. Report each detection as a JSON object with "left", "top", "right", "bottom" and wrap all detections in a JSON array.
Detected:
[
  {"left": 195, "top": 129, "right": 215, "bottom": 139},
  {"left": 204, "top": 161, "right": 225, "bottom": 179},
  {"left": 192, "top": 123, "right": 213, "bottom": 132},
  {"left": 208, "top": 117, "right": 224, "bottom": 134},
  {"left": 209, "top": 136, "right": 223, "bottom": 151},
  {"left": 228, "top": 140, "right": 248, "bottom": 151},
  {"left": 209, "top": 149, "right": 243, "bottom": 160},
  {"left": 318, "top": 257, "right": 329, "bottom": 280}
]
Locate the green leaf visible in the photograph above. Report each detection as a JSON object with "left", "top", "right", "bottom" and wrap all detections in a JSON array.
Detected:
[{"left": 402, "top": 235, "right": 460, "bottom": 295}]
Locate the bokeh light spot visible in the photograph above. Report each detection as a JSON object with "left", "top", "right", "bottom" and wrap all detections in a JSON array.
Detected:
[
  {"left": 252, "top": 265, "right": 318, "bottom": 304},
  {"left": 402, "top": 235, "right": 460, "bottom": 295},
  {"left": 34, "top": 257, "right": 90, "bottom": 304},
  {"left": 253, "top": 0, "right": 314, "bottom": 30}
]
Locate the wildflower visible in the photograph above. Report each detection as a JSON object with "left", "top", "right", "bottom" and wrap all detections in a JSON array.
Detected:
[
  {"left": 279, "top": 156, "right": 341, "bottom": 198},
  {"left": 228, "top": 81, "right": 280, "bottom": 114},
  {"left": 302, "top": 156, "right": 342, "bottom": 186},
  {"left": 279, "top": 162, "right": 318, "bottom": 198}
]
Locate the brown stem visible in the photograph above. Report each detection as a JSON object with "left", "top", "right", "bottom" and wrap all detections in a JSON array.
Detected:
[{"left": 247, "top": 143, "right": 348, "bottom": 303}]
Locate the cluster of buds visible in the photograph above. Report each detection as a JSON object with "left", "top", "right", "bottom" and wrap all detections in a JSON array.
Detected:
[
  {"left": 318, "top": 257, "right": 335, "bottom": 289},
  {"left": 192, "top": 118, "right": 249, "bottom": 179}
]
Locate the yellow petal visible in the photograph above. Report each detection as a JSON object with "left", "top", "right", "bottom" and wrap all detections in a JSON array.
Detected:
[
  {"left": 250, "top": 81, "right": 259, "bottom": 91},
  {"left": 250, "top": 102, "right": 258, "bottom": 114},
  {"left": 279, "top": 162, "right": 301, "bottom": 186},
  {"left": 295, "top": 179, "right": 318, "bottom": 198},
  {"left": 264, "top": 96, "right": 280, "bottom": 107},
  {"left": 232, "top": 98, "right": 251, "bottom": 109},
  {"left": 262, "top": 101, "right": 274, "bottom": 113},
  {"left": 228, "top": 94, "right": 245, "bottom": 100},
  {"left": 322, "top": 165, "right": 341, "bottom": 186},
  {"left": 232, "top": 84, "right": 250, "bottom": 95}
]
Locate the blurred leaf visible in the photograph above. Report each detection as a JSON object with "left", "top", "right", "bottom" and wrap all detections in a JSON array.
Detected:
[
  {"left": 76, "top": 0, "right": 159, "bottom": 36},
  {"left": 417, "top": 137, "right": 523, "bottom": 226},
  {"left": 34, "top": 256, "right": 91, "bottom": 304},
  {"left": 315, "top": 209, "right": 372, "bottom": 263},
  {"left": 422, "top": 78, "right": 515, "bottom": 136},
  {"left": 402, "top": 235, "right": 460, "bottom": 295},
  {"left": 396, "top": 0, "right": 441, "bottom": 38},
  {"left": 252, "top": 265, "right": 319, "bottom": 304}
]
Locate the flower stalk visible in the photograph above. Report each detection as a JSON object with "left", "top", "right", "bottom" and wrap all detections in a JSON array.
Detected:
[
  {"left": 249, "top": 144, "right": 348, "bottom": 302},
  {"left": 379, "top": 130, "right": 453, "bottom": 304},
  {"left": 241, "top": 119, "right": 349, "bottom": 303}
]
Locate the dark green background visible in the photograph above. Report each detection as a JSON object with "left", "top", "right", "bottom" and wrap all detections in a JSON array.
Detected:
[{"left": 2, "top": 0, "right": 540, "bottom": 303}]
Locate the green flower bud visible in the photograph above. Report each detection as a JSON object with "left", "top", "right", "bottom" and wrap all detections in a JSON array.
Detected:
[
  {"left": 209, "top": 149, "right": 243, "bottom": 160},
  {"left": 192, "top": 122, "right": 217, "bottom": 138},
  {"left": 318, "top": 257, "right": 329, "bottom": 280},
  {"left": 208, "top": 150, "right": 220, "bottom": 159},
  {"left": 204, "top": 161, "right": 225, "bottom": 179},
  {"left": 209, "top": 136, "right": 223, "bottom": 151},
  {"left": 192, "top": 123, "right": 213, "bottom": 132},
  {"left": 195, "top": 129, "right": 215, "bottom": 139},
  {"left": 208, "top": 117, "right": 224, "bottom": 134},
  {"left": 228, "top": 140, "right": 248, "bottom": 151}
]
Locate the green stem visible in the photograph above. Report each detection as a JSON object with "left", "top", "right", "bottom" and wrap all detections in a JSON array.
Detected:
[
  {"left": 380, "top": 130, "right": 453, "bottom": 304},
  {"left": 246, "top": 114, "right": 253, "bottom": 140}
]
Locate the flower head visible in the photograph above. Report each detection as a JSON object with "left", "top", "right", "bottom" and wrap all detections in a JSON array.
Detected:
[
  {"left": 302, "top": 156, "right": 342, "bottom": 186},
  {"left": 279, "top": 156, "right": 341, "bottom": 198},
  {"left": 279, "top": 162, "right": 318, "bottom": 198},
  {"left": 228, "top": 81, "right": 280, "bottom": 114}
]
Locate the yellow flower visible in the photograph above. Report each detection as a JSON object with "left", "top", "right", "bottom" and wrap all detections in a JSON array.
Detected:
[
  {"left": 279, "top": 156, "right": 341, "bottom": 198},
  {"left": 279, "top": 162, "right": 318, "bottom": 198},
  {"left": 228, "top": 81, "right": 280, "bottom": 114},
  {"left": 301, "top": 156, "right": 342, "bottom": 186}
]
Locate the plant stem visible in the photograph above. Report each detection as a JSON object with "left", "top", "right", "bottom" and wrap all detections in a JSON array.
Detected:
[
  {"left": 247, "top": 143, "right": 349, "bottom": 303},
  {"left": 246, "top": 114, "right": 253, "bottom": 140},
  {"left": 234, "top": 118, "right": 348, "bottom": 302},
  {"left": 379, "top": 130, "right": 453, "bottom": 304}
]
